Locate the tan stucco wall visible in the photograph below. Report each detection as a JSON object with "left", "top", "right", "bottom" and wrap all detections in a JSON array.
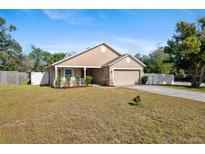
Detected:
[
  {"left": 50, "top": 66, "right": 55, "bottom": 86},
  {"left": 49, "top": 45, "right": 145, "bottom": 86},
  {"left": 89, "top": 67, "right": 109, "bottom": 85},
  {"left": 110, "top": 56, "right": 143, "bottom": 69},
  {"left": 109, "top": 56, "right": 143, "bottom": 85},
  {"left": 56, "top": 44, "right": 119, "bottom": 67}
]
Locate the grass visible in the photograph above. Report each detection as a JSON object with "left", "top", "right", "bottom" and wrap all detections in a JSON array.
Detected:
[
  {"left": 0, "top": 85, "right": 205, "bottom": 143},
  {"left": 163, "top": 85, "right": 205, "bottom": 92}
]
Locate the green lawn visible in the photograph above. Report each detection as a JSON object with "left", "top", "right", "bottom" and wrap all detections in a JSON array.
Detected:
[{"left": 0, "top": 85, "right": 204, "bottom": 143}]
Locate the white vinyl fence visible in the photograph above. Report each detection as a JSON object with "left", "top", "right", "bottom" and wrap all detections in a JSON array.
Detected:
[
  {"left": 0, "top": 71, "right": 29, "bottom": 84},
  {"left": 144, "top": 73, "right": 174, "bottom": 85},
  {"left": 31, "top": 72, "right": 49, "bottom": 85}
]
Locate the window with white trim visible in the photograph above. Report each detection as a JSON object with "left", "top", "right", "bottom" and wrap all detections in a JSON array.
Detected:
[
  {"left": 57, "top": 69, "right": 62, "bottom": 78},
  {"left": 65, "top": 68, "right": 72, "bottom": 77}
]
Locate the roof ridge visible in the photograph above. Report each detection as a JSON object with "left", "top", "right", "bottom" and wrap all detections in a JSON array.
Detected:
[
  {"left": 51, "top": 42, "right": 121, "bottom": 66},
  {"left": 102, "top": 54, "right": 128, "bottom": 67}
]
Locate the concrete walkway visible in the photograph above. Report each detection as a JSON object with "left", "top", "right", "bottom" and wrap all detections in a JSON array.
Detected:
[{"left": 126, "top": 85, "right": 205, "bottom": 102}]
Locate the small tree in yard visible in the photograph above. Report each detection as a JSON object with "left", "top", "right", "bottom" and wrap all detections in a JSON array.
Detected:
[
  {"left": 164, "top": 17, "right": 205, "bottom": 88},
  {"left": 66, "top": 76, "right": 71, "bottom": 87},
  {"left": 85, "top": 76, "right": 93, "bottom": 86},
  {"left": 55, "top": 78, "right": 61, "bottom": 88}
]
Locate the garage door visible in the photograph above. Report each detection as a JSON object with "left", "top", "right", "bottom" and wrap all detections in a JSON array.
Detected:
[{"left": 114, "top": 69, "right": 140, "bottom": 85}]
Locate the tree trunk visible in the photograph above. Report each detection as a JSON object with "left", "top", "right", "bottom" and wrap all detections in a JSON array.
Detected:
[
  {"left": 191, "top": 64, "right": 205, "bottom": 88},
  {"left": 199, "top": 65, "right": 205, "bottom": 84}
]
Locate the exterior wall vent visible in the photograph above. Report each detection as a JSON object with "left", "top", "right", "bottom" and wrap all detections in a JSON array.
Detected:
[
  {"left": 126, "top": 57, "right": 130, "bottom": 63},
  {"left": 101, "top": 46, "right": 106, "bottom": 52}
]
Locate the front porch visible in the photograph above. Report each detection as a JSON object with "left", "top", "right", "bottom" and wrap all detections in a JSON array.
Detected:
[{"left": 53, "top": 66, "right": 110, "bottom": 87}]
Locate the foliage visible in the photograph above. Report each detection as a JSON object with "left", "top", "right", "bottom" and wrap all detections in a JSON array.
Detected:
[
  {"left": 55, "top": 77, "right": 61, "bottom": 88},
  {"left": 135, "top": 47, "right": 175, "bottom": 74},
  {"left": 129, "top": 96, "right": 141, "bottom": 106},
  {"left": 65, "top": 76, "right": 71, "bottom": 87},
  {"left": 76, "top": 76, "right": 80, "bottom": 86},
  {"left": 85, "top": 76, "right": 93, "bottom": 86},
  {"left": 164, "top": 17, "right": 205, "bottom": 88},
  {"left": 29, "top": 46, "right": 50, "bottom": 71},
  {"left": 0, "top": 16, "right": 68, "bottom": 72},
  {"left": 66, "top": 76, "right": 71, "bottom": 82},
  {"left": 29, "top": 45, "right": 67, "bottom": 71},
  {"left": 141, "top": 76, "right": 148, "bottom": 84},
  {"left": 47, "top": 52, "right": 67, "bottom": 66},
  {"left": 0, "top": 17, "right": 23, "bottom": 71},
  {"left": 19, "top": 55, "right": 35, "bottom": 72}
]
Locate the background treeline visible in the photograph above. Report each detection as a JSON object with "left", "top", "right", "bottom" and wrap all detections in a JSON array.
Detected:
[
  {"left": 135, "top": 17, "right": 205, "bottom": 87},
  {"left": 0, "top": 17, "right": 71, "bottom": 72},
  {"left": 0, "top": 16, "right": 205, "bottom": 87}
]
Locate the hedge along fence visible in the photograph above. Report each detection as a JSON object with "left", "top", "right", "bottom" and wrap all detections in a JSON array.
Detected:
[
  {"left": 0, "top": 71, "right": 30, "bottom": 85},
  {"left": 144, "top": 73, "right": 174, "bottom": 85}
]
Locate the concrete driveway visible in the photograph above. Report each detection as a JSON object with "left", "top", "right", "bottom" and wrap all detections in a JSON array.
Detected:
[
  {"left": 174, "top": 81, "right": 205, "bottom": 87},
  {"left": 126, "top": 85, "right": 205, "bottom": 102}
]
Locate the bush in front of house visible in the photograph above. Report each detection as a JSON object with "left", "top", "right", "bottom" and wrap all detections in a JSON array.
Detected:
[
  {"left": 66, "top": 76, "right": 71, "bottom": 87},
  {"left": 85, "top": 76, "right": 93, "bottom": 86},
  {"left": 141, "top": 76, "right": 148, "bottom": 84},
  {"left": 55, "top": 77, "right": 61, "bottom": 88},
  {"left": 76, "top": 76, "right": 80, "bottom": 86}
]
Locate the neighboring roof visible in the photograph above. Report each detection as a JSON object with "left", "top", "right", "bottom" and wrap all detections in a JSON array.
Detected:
[
  {"left": 51, "top": 42, "right": 121, "bottom": 66},
  {"left": 103, "top": 54, "right": 146, "bottom": 67}
]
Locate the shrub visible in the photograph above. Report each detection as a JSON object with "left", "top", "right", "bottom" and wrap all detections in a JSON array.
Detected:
[
  {"left": 85, "top": 76, "right": 93, "bottom": 86},
  {"left": 55, "top": 77, "right": 61, "bottom": 88},
  {"left": 66, "top": 76, "right": 71, "bottom": 87},
  {"left": 129, "top": 95, "right": 142, "bottom": 106},
  {"left": 141, "top": 76, "right": 148, "bottom": 84},
  {"left": 76, "top": 76, "right": 80, "bottom": 86},
  {"left": 133, "top": 96, "right": 141, "bottom": 105},
  {"left": 27, "top": 79, "right": 31, "bottom": 85}
]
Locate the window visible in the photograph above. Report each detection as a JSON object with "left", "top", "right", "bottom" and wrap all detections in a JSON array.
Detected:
[
  {"left": 65, "top": 69, "right": 72, "bottom": 77},
  {"left": 57, "top": 69, "right": 61, "bottom": 78}
]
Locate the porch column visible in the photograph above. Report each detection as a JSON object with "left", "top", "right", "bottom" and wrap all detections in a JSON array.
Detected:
[
  {"left": 54, "top": 66, "right": 57, "bottom": 86},
  {"left": 62, "top": 68, "right": 65, "bottom": 78},
  {"left": 139, "top": 69, "right": 141, "bottom": 84},
  {"left": 84, "top": 67, "right": 86, "bottom": 79}
]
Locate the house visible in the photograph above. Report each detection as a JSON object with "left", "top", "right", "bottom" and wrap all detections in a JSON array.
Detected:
[{"left": 49, "top": 43, "right": 145, "bottom": 87}]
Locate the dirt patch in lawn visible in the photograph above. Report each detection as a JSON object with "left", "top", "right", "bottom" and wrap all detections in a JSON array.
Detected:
[{"left": 0, "top": 85, "right": 204, "bottom": 143}]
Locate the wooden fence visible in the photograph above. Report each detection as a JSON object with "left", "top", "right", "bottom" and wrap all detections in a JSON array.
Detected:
[{"left": 0, "top": 71, "right": 30, "bottom": 84}]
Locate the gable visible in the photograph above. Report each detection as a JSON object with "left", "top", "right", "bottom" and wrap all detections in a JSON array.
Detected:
[
  {"left": 55, "top": 44, "right": 120, "bottom": 67},
  {"left": 110, "top": 55, "right": 144, "bottom": 69}
]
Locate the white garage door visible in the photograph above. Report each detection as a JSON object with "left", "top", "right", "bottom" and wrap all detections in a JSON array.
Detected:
[{"left": 114, "top": 70, "right": 140, "bottom": 85}]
